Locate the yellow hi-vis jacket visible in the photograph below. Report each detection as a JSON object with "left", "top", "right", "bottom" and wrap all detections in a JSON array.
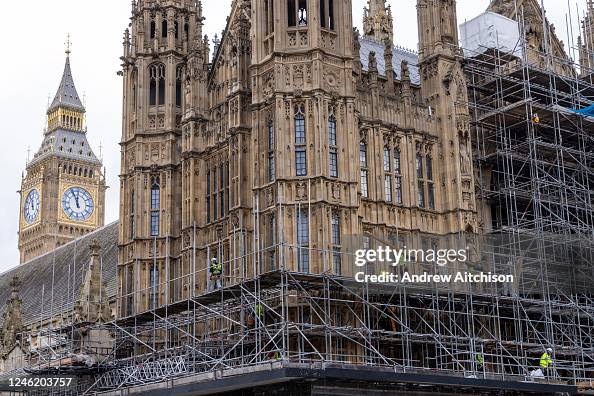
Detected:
[
  {"left": 210, "top": 262, "right": 222, "bottom": 275},
  {"left": 540, "top": 352, "right": 553, "bottom": 368}
]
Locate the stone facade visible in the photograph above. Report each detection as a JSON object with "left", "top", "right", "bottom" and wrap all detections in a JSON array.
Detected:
[
  {"left": 117, "top": 0, "right": 477, "bottom": 316},
  {"left": 579, "top": 0, "right": 594, "bottom": 74},
  {"left": 18, "top": 52, "right": 106, "bottom": 264}
]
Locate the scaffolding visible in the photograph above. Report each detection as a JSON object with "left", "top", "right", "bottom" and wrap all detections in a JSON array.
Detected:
[{"left": 68, "top": 236, "right": 592, "bottom": 395}]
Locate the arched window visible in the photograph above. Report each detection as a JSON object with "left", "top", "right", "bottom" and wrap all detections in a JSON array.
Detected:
[
  {"left": 297, "top": 208, "right": 309, "bottom": 272},
  {"left": 417, "top": 153, "right": 425, "bottom": 207},
  {"left": 288, "top": 0, "right": 308, "bottom": 27},
  {"left": 150, "top": 21, "right": 156, "bottom": 39},
  {"left": 149, "top": 63, "right": 166, "bottom": 106},
  {"left": 184, "top": 23, "right": 189, "bottom": 40},
  {"left": 426, "top": 155, "right": 435, "bottom": 209},
  {"left": 294, "top": 105, "right": 307, "bottom": 176},
  {"left": 360, "top": 142, "right": 368, "bottom": 198},
  {"left": 175, "top": 65, "right": 183, "bottom": 108},
  {"left": 131, "top": 70, "right": 137, "bottom": 109},
  {"left": 206, "top": 170, "right": 211, "bottom": 223},
  {"left": 174, "top": 21, "right": 179, "bottom": 39},
  {"left": 394, "top": 148, "right": 402, "bottom": 204},
  {"left": 162, "top": 20, "right": 168, "bottom": 38},
  {"left": 328, "top": 114, "right": 338, "bottom": 178},
  {"left": 130, "top": 189, "right": 135, "bottom": 239},
  {"left": 150, "top": 263, "right": 159, "bottom": 308},
  {"left": 267, "top": 119, "right": 275, "bottom": 182},
  {"left": 265, "top": 0, "right": 275, "bottom": 35},
  {"left": 320, "top": 0, "right": 335, "bottom": 30},
  {"left": 150, "top": 176, "right": 160, "bottom": 236},
  {"left": 331, "top": 211, "right": 341, "bottom": 274},
  {"left": 384, "top": 146, "right": 392, "bottom": 202}
]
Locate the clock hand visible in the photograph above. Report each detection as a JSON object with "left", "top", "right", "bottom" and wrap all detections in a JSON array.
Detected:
[{"left": 74, "top": 191, "right": 80, "bottom": 209}]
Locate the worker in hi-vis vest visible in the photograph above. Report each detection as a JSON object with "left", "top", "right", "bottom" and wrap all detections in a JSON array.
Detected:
[
  {"left": 475, "top": 353, "right": 484, "bottom": 370},
  {"left": 540, "top": 348, "right": 554, "bottom": 377},
  {"left": 210, "top": 257, "right": 223, "bottom": 290}
]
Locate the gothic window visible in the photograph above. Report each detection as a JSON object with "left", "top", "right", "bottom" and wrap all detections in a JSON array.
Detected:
[
  {"left": 384, "top": 146, "right": 400, "bottom": 203},
  {"left": 331, "top": 211, "right": 341, "bottom": 275},
  {"left": 394, "top": 148, "right": 401, "bottom": 173},
  {"left": 267, "top": 119, "right": 276, "bottom": 182},
  {"left": 427, "top": 155, "right": 435, "bottom": 210},
  {"left": 417, "top": 154, "right": 425, "bottom": 208},
  {"left": 331, "top": 211, "right": 341, "bottom": 245},
  {"left": 296, "top": 149, "right": 307, "bottom": 176},
  {"left": 385, "top": 175, "right": 392, "bottom": 202},
  {"left": 329, "top": 114, "right": 338, "bottom": 178},
  {"left": 149, "top": 63, "right": 166, "bottom": 106},
  {"left": 174, "top": 21, "right": 179, "bottom": 40},
  {"left": 394, "top": 148, "right": 403, "bottom": 204},
  {"left": 162, "top": 20, "right": 168, "bottom": 38},
  {"left": 184, "top": 23, "right": 189, "bottom": 40},
  {"left": 130, "top": 189, "right": 135, "bottom": 239},
  {"left": 150, "top": 21, "right": 156, "bottom": 39},
  {"left": 265, "top": 0, "right": 275, "bottom": 35},
  {"left": 225, "top": 162, "right": 230, "bottom": 215},
  {"left": 295, "top": 105, "right": 306, "bottom": 144},
  {"left": 360, "top": 142, "right": 369, "bottom": 198},
  {"left": 150, "top": 177, "right": 160, "bottom": 236},
  {"left": 150, "top": 263, "right": 159, "bottom": 308},
  {"left": 320, "top": 0, "right": 335, "bottom": 30},
  {"left": 395, "top": 176, "right": 403, "bottom": 205},
  {"left": 213, "top": 168, "right": 218, "bottom": 221},
  {"left": 426, "top": 155, "right": 433, "bottom": 180},
  {"left": 288, "top": 0, "right": 308, "bottom": 27},
  {"left": 416, "top": 153, "right": 423, "bottom": 178},
  {"left": 297, "top": 208, "right": 309, "bottom": 273},
  {"left": 268, "top": 214, "right": 276, "bottom": 270},
  {"left": 206, "top": 170, "right": 211, "bottom": 223},
  {"left": 175, "top": 66, "right": 183, "bottom": 108},
  {"left": 295, "top": 105, "right": 307, "bottom": 176},
  {"left": 219, "top": 164, "right": 225, "bottom": 218},
  {"left": 126, "top": 266, "right": 134, "bottom": 315}
]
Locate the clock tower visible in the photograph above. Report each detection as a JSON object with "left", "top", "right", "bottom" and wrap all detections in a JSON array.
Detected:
[{"left": 18, "top": 47, "right": 106, "bottom": 264}]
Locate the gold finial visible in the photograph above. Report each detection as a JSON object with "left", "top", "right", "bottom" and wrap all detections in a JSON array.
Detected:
[{"left": 65, "top": 33, "right": 72, "bottom": 56}]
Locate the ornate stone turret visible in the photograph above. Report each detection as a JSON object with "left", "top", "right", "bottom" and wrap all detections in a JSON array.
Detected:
[
  {"left": 1, "top": 277, "right": 24, "bottom": 353},
  {"left": 119, "top": 0, "right": 207, "bottom": 317},
  {"left": 363, "top": 0, "right": 393, "bottom": 44},
  {"left": 579, "top": 0, "right": 594, "bottom": 75},
  {"left": 417, "top": 0, "right": 477, "bottom": 233},
  {"left": 74, "top": 240, "right": 111, "bottom": 323}
]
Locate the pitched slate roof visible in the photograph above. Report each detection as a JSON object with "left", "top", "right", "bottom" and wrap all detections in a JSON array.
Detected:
[
  {"left": 0, "top": 222, "right": 118, "bottom": 327},
  {"left": 359, "top": 36, "right": 421, "bottom": 85},
  {"left": 48, "top": 55, "right": 85, "bottom": 114},
  {"left": 29, "top": 55, "right": 100, "bottom": 167},
  {"left": 30, "top": 128, "right": 101, "bottom": 166}
]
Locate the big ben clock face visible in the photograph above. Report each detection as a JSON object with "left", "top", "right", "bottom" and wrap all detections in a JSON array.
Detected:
[
  {"left": 62, "top": 187, "right": 94, "bottom": 221},
  {"left": 24, "top": 189, "right": 40, "bottom": 224}
]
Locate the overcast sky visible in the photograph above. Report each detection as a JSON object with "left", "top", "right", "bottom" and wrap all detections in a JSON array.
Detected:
[{"left": 0, "top": 0, "right": 586, "bottom": 273}]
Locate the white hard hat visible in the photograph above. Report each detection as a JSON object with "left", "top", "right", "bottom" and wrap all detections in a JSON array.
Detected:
[
  {"left": 211, "top": 257, "right": 218, "bottom": 262},
  {"left": 546, "top": 348, "right": 552, "bottom": 353}
]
